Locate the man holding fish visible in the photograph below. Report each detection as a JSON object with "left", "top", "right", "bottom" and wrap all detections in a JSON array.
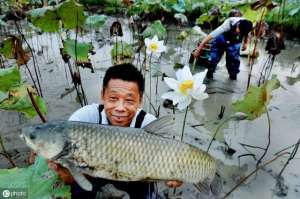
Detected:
[
  {"left": 50, "top": 63, "right": 182, "bottom": 198},
  {"left": 22, "top": 63, "right": 217, "bottom": 199}
]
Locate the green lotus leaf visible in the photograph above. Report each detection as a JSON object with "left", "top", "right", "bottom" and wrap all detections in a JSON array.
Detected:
[
  {"left": 28, "top": 7, "right": 60, "bottom": 32},
  {"left": 232, "top": 77, "right": 280, "bottom": 120},
  {"left": 172, "top": 1, "right": 185, "bottom": 13},
  {"left": 63, "top": 39, "right": 93, "bottom": 63},
  {"left": 0, "top": 85, "right": 47, "bottom": 118},
  {"left": 0, "top": 91, "right": 8, "bottom": 103},
  {"left": 0, "top": 37, "right": 14, "bottom": 59},
  {"left": 0, "top": 65, "right": 21, "bottom": 92},
  {"left": 196, "top": 13, "right": 215, "bottom": 25},
  {"left": 0, "top": 37, "right": 30, "bottom": 65},
  {"left": 57, "top": 0, "right": 86, "bottom": 29},
  {"left": 237, "top": 4, "right": 267, "bottom": 23},
  {"left": 0, "top": 156, "right": 71, "bottom": 199},
  {"left": 142, "top": 20, "right": 167, "bottom": 40},
  {"left": 111, "top": 41, "right": 134, "bottom": 64},
  {"left": 288, "top": 6, "right": 300, "bottom": 16}
]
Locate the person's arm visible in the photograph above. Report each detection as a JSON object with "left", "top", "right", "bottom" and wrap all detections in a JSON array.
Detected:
[
  {"left": 48, "top": 161, "right": 75, "bottom": 184},
  {"left": 192, "top": 34, "right": 213, "bottom": 58},
  {"left": 193, "top": 18, "right": 233, "bottom": 58},
  {"left": 241, "top": 34, "right": 249, "bottom": 51}
]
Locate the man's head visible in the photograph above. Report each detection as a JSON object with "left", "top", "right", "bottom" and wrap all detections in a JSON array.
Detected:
[
  {"left": 101, "top": 63, "right": 144, "bottom": 127},
  {"left": 237, "top": 19, "right": 253, "bottom": 37}
]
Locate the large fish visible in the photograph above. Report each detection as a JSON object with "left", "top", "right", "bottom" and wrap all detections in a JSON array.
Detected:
[{"left": 20, "top": 116, "right": 217, "bottom": 191}]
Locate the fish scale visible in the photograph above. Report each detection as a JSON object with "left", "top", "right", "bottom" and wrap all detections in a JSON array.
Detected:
[{"left": 21, "top": 117, "right": 217, "bottom": 189}]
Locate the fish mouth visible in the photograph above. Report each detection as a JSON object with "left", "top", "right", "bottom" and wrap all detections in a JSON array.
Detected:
[{"left": 20, "top": 132, "right": 38, "bottom": 152}]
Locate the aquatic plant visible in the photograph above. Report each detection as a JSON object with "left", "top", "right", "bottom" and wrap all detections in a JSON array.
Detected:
[
  {"left": 111, "top": 41, "right": 134, "bottom": 64},
  {"left": 266, "top": 2, "right": 300, "bottom": 36},
  {"left": 207, "top": 77, "right": 280, "bottom": 155},
  {"left": 162, "top": 65, "right": 207, "bottom": 111},
  {"left": 0, "top": 156, "right": 71, "bottom": 199},
  {"left": 142, "top": 20, "right": 167, "bottom": 40},
  {"left": 144, "top": 35, "right": 167, "bottom": 113},
  {"left": 63, "top": 39, "right": 93, "bottom": 63},
  {"left": 162, "top": 65, "right": 208, "bottom": 140},
  {"left": 0, "top": 65, "right": 47, "bottom": 118},
  {"left": 145, "top": 35, "right": 167, "bottom": 56}
]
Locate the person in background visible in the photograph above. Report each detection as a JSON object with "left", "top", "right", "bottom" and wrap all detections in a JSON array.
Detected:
[
  {"left": 49, "top": 63, "right": 182, "bottom": 199},
  {"left": 192, "top": 17, "right": 253, "bottom": 80}
]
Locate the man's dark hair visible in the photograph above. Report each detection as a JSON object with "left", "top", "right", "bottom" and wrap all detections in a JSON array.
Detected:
[
  {"left": 238, "top": 19, "right": 253, "bottom": 37},
  {"left": 103, "top": 63, "right": 144, "bottom": 95}
]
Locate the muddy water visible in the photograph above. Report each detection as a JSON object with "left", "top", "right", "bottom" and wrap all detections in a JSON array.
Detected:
[{"left": 0, "top": 17, "right": 300, "bottom": 198}]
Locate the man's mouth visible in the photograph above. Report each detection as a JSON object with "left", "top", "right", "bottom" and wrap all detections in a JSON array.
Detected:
[{"left": 112, "top": 115, "right": 128, "bottom": 121}]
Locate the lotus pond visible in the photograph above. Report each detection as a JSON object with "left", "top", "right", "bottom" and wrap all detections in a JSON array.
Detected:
[{"left": 0, "top": 0, "right": 300, "bottom": 198}]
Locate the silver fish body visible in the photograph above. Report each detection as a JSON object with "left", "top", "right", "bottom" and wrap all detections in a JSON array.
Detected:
[{"left": 21, "top": 117, "right": 216, "bottom": 189}]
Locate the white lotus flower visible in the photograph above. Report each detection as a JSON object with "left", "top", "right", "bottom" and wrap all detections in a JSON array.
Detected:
[
  {"left": 162, "top": 65, "right": 208, "bottom": 110},
  {"left": 144, "top": 35, "right": 167, "bottom": 56}
]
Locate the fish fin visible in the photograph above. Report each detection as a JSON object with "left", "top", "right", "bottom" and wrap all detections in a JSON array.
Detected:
[
  {"left": 210, "top": 173, "right": 223, "bottom": 196},
  {"left": 71, "top": 170, "right": 93, "bottom": 191},
  {"left": 194, "top": 176, "right": 222, "bottom": 198},
  {"left": 193, "top": 182, "right": 211, "bottom": 196},
  {"left": 63, "top": 160, "right": 93, "bottom": 191},
  {"left": 216, "top": 158, "right": 248, "bottom": 186},
  {"left": 143, "top": 115, "right": 175, "bottom": 137},
  {"left": 193, "top": 174, "right": 223, "bottom": 198}
]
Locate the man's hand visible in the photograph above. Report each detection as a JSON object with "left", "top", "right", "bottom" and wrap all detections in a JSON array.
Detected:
[
  {"left": 192, "top": 46, "right": 203, "bottom": 59},
  {"left": 165, "top": 180, "right": 183, "bottom": 188},
  {"left": 48, "top": 161, "right": 75, "bottom": 184},
  {"left": 193, "top": 35, "right": 212, "bottom": 58},
  {"left": 241, "top": 43, "right": 247, "bottom": 51},
  {"left": 28, "top": 151, "right": 36, "bottom": 164},
  {"left": 241, "top": 36, "right": 249, "bottom": 51}
]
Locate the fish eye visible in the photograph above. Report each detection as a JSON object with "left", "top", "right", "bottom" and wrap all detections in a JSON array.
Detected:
[{"left": 29, "top": 133, "right": 36, "bottom": 140}]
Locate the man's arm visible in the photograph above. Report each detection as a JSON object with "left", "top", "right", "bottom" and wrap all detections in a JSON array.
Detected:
[
  {"left": 241, "top": 35, "right": 249, "bottom": 51},
  {"left": 193, "top": 17, "right": 240, "bottom": 58},
  {"left": 48, "top": 161, "right": 75, "bottom": 184},
  {"left": 192, "top": 34, "right": 213, "bottom": 58}
]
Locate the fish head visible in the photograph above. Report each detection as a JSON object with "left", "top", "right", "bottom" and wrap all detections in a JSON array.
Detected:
[{"left": 20, "top": 122, "right": 67, "bottom": 159}]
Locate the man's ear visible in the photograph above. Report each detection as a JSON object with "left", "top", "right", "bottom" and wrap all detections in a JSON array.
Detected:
[{"left": 139, "top": 93, "right": 143, "bottom": 107}]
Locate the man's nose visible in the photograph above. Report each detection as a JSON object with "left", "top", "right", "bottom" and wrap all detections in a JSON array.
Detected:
[{"left": 115, "top": 101, "right": 126, "bottom": 111}]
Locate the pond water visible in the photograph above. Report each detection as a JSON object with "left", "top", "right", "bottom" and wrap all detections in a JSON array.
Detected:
[{"left": 1, "top": 17, "right": 300, "bottom": 198}]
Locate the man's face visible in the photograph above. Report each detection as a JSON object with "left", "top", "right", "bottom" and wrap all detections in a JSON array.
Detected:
[{"left": 101, "top": 79, "right": 142, "bottom": 127}]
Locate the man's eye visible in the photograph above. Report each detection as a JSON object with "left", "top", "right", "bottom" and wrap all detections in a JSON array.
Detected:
[
  {"left": 109, "top": 97, "right": 118, "bottom": 101},
  {"left": 126, "top": 99, "right": 134, "bottom": 103}
]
